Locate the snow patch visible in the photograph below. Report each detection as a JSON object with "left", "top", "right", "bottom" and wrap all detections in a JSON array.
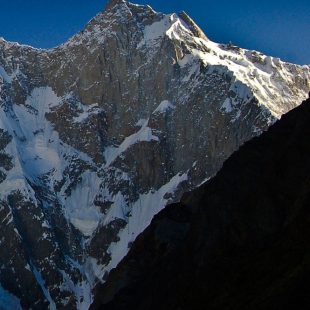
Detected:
[
  {"left": 138, "top": 13, "right": 190, "bottom": 49},
  {"left": 138, "top": 15, "right": 172, "bottom": 48},
  {"left": 186, "top": 39, "right": 309, "bottom": 118},
  {"left": 60, "top": 268, "right": 92, "bottom": 310},
  {"left": 153, "top": 100, "right": 175, "bottom": 114},
  {"left": 102, "top": 191, "right": 128, "bottom": 226},
  {"left": 30, "top": 262, "right": 56, "bottom": 310},
  {"left": 221, "top": 98, "right": 233, "bottom": 113},
  {"left": 1, "top": 87, "right": 62, "bottom": 176},
  {"left": 135, "top": 118, "right": 148, "bottom": 127},
  {"left": 73, "top": 104, "right": 102, "bottom": 123},
  {"left": 0, "top": 67, "right": 12, "bottom": 83},
  {"left": 0, "top": 65, "right": 25, "bottom": 84},
  {"left": 106, "top": 172, "right": 188, "bottom": 272},
  {"left": 64, "top": 170, "right": 102, "bottom": 237},
  {"left": 104, "top": 119, "right": 159, "bottom": 166}
]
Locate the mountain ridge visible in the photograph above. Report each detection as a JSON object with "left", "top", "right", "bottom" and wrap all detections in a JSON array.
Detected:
[{"left": 0, "top": 0, "right": 308, "bottom": 68}]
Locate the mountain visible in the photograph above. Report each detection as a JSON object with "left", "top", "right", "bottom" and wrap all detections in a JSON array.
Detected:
[
  {"left": 91, "top": 95, "right": 310, "bottom": 310},
  {"left": 0, "top": 0, "right": 309, "bottom": 308}
]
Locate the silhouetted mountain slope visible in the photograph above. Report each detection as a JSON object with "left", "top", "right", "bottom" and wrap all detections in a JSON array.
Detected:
[{"left": 92, "top": 95, "right": 310, "bottom": 310}]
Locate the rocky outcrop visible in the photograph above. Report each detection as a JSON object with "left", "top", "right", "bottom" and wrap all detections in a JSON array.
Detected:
[
  {"left": 0, "top": 0, "right": 309, "bottom": 308},
  {"left": 91, "top": 96, "right": 310, "bottom": 310}
]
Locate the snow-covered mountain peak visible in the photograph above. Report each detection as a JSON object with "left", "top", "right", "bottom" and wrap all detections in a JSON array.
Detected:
[
  {"left": 0, "top": 2, "right": 309, "bottom": 309},
  {"left": 58, "top": 2, "right": 309, "bottom": 120}
]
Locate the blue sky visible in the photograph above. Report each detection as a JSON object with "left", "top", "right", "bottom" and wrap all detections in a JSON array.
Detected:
[{"left": 0, "top": 0, "right": 309, "bottom": 64}]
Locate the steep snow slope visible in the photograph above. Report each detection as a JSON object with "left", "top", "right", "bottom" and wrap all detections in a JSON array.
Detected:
[{"left": 0, "top": 0, "right": 309, "bottom": 308}]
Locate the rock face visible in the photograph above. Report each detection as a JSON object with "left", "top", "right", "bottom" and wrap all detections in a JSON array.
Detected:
[
  {"left": 0, "top": 1, "right": 309, "bottom": 308},
  {"left": 91, "top": 96, "right": 310, "bottom": 310}
]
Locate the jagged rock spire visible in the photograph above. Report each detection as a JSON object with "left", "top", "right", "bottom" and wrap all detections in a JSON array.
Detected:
[{"left": 179, "top": 11, "right": 208, "bottom": 41}]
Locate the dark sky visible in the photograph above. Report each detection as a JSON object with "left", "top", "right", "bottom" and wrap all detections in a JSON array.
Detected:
[{"left": 0, "top": 0, "right": 309, "bottom": 64}]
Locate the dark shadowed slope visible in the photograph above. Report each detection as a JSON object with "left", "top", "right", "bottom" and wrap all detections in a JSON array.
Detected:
[{"left": 92, "top": 95, "right": 310, "bottom": 310}]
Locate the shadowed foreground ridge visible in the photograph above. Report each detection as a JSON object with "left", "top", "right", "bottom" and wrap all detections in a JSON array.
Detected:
[{"left": 92, "top": 96, "right": 310, "bottom": 310}]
